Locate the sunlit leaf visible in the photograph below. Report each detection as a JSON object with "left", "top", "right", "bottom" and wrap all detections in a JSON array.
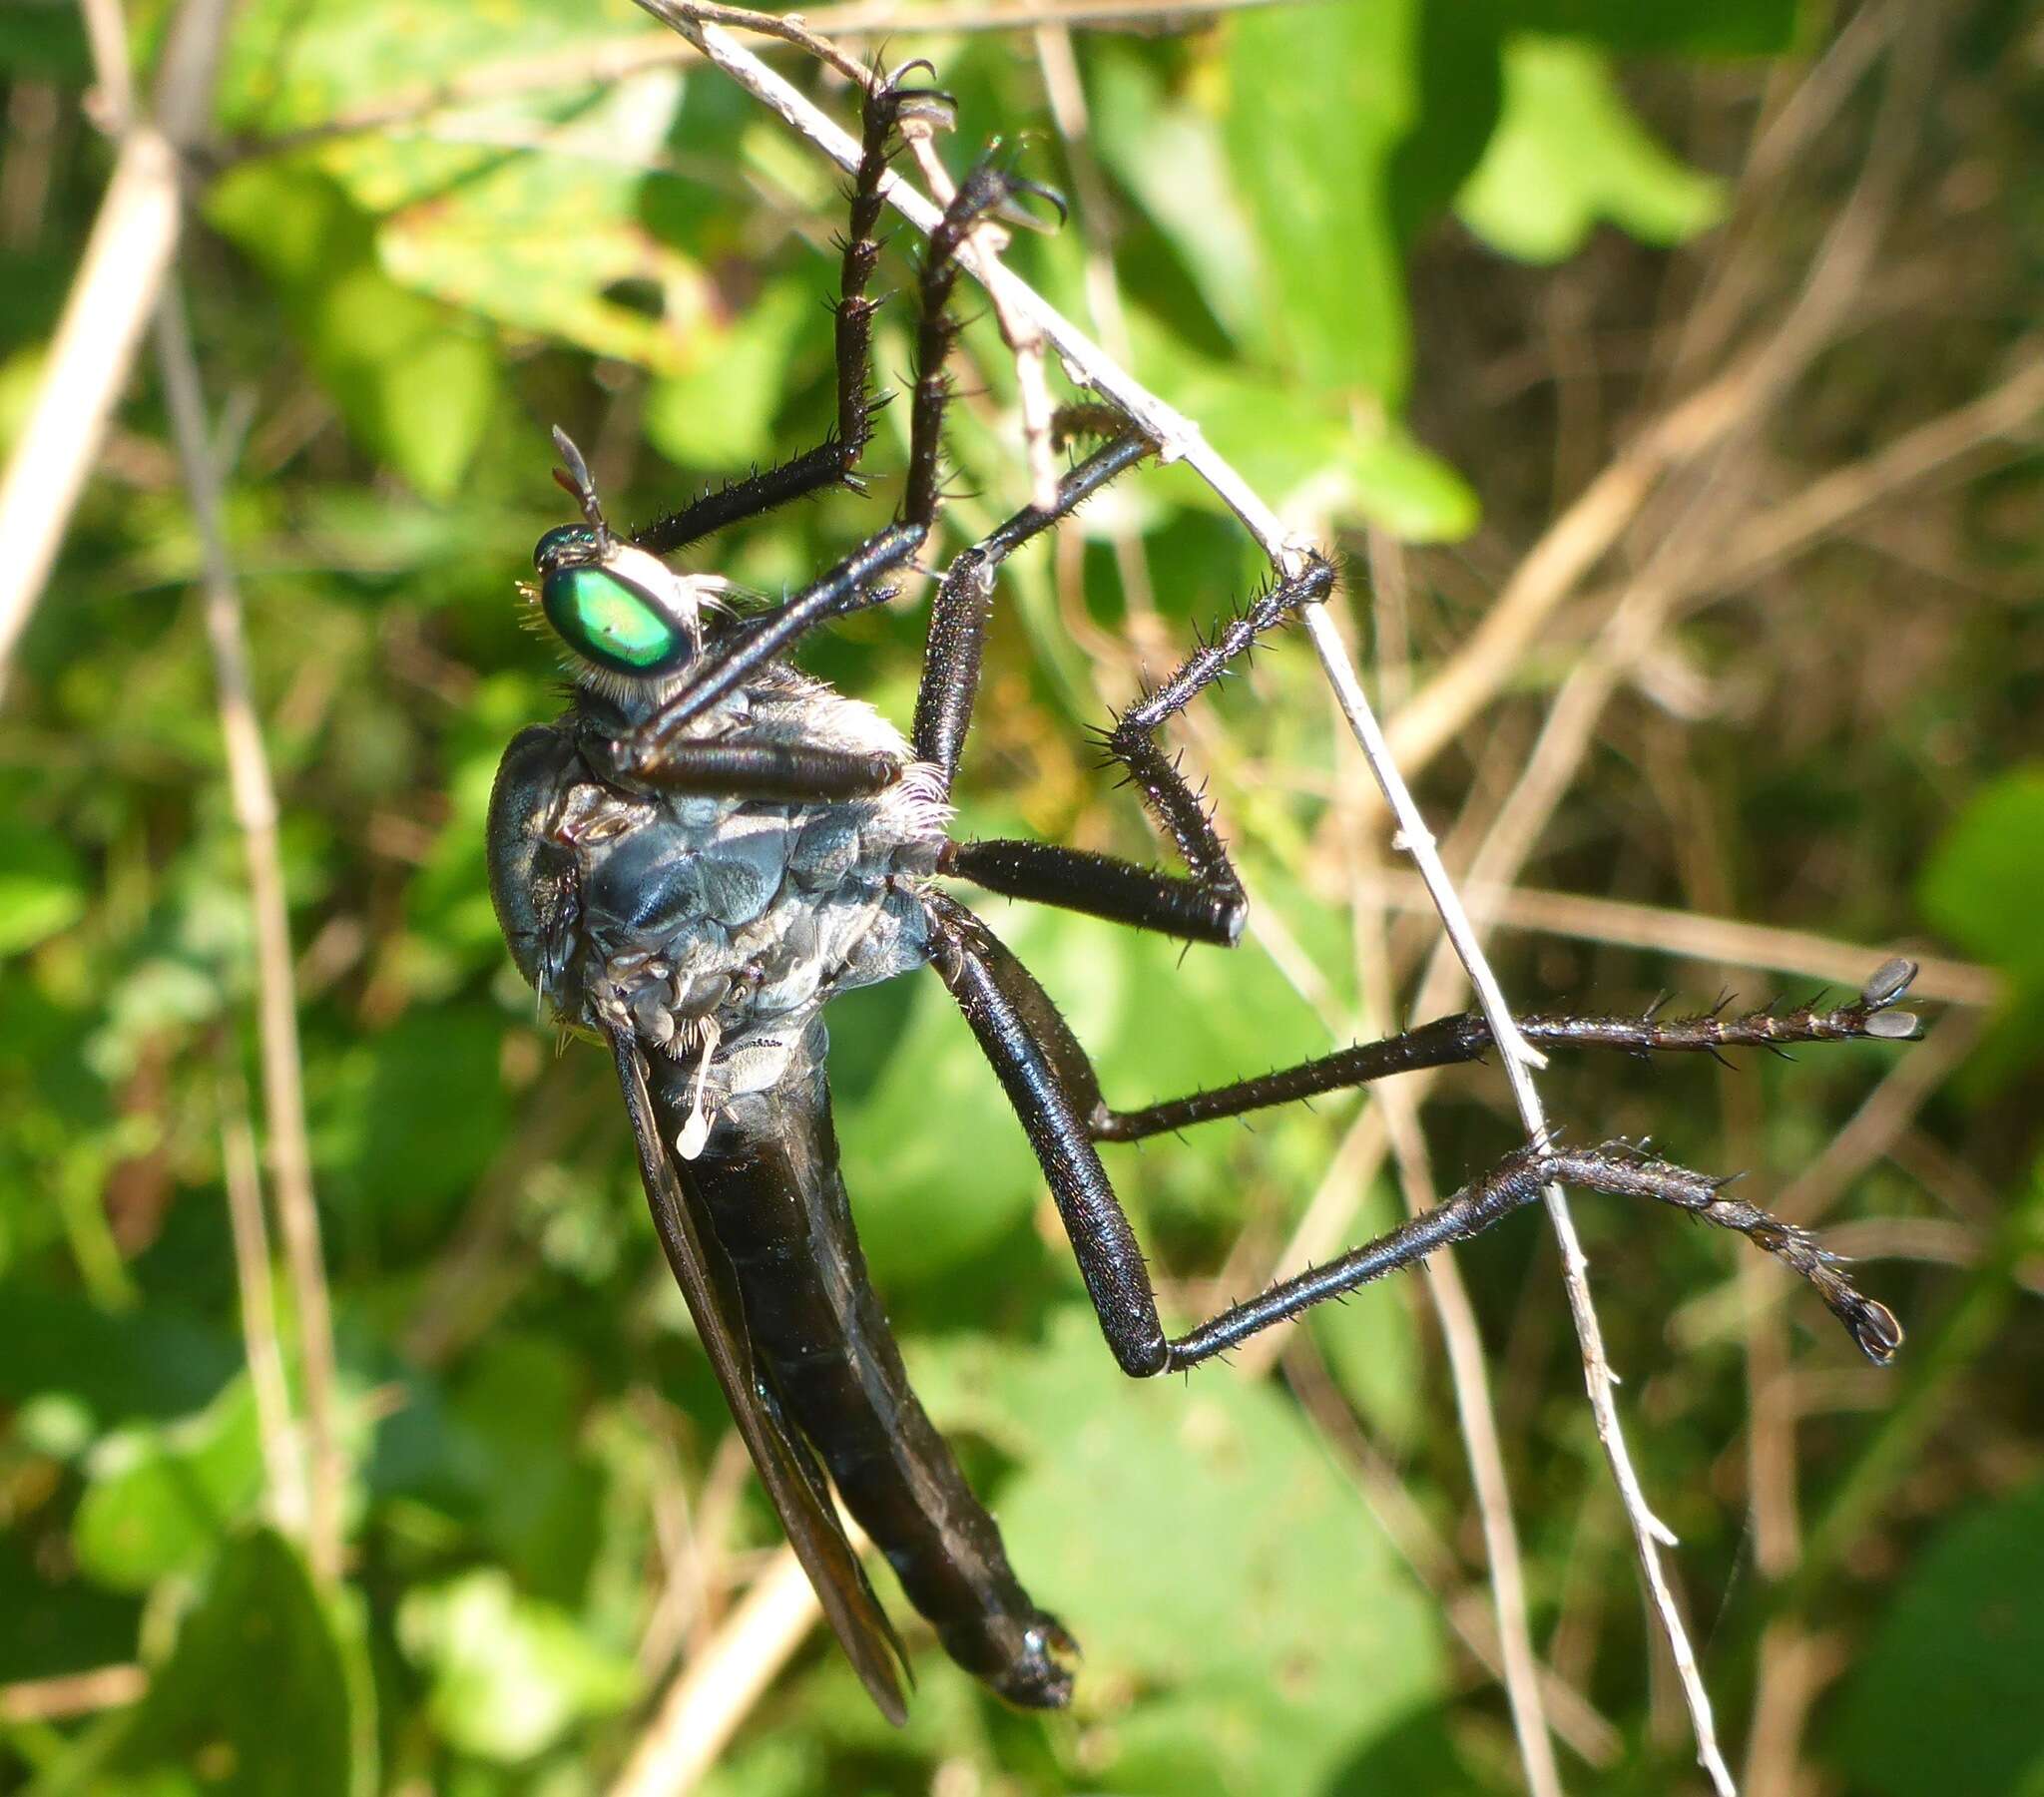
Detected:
[
  {"left": 207, "top": 164, "right": 497, "bottom": 497},
  {"left": 924, "top": 1310, "right": 1443, "bottom": 1792},
  {"left": 1918, "top": 765, "right": 2044, "bottom": 982},
  {"left": 73, "top": 1381, "right": 265, "bottom": 1592},
  {"left": 1457, "top": 38, "right": 1725, "bottom": 263},
  {"left": 0, "top": 820, "right": 87, "bottom": 955},
  {"left": 31, "top": 1532, "right": 353, "bottom": 1797},
  {"left": 396, "top": 1568, "right": 636, "bottom": 1761}
]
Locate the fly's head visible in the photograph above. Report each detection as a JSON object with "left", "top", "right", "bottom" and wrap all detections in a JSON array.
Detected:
[{"left": 528, "top": 427, "right": 734, "bottom": 694}]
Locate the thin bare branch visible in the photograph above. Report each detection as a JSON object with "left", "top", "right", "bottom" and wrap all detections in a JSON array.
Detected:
[
  {"left": 0, "top": 0, "right": 239, "bottom": 685},
  {"left": 0, "top": 1664, "right": 148, "bottom": 1724},
  {"left": 608, "top": 1543, "right": 838, "bottom": 1797},
  {"left": 220, "top": 1072, "right": 308, "bottom": 1539},
  {"left": 155, "top": 286, "right": 344, "bottom": 1586},
  {"left": 1347, "top": 870, "right": 1997, "bottom": 1010}
]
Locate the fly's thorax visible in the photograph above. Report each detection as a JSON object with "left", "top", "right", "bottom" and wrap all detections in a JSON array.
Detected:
[{"left": 490, "top": 669, "right": 948, "bottom": 1127}]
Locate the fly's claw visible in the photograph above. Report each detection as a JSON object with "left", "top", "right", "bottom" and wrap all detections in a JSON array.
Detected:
[
  {"left": 939, "top": 149, "right": 1066, "bottom": 247},
  {"left": 869, "top": 59, "right": 956, "bottom": 140}
]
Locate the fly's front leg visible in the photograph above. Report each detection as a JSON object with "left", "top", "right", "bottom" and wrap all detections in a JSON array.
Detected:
[
  {"left": 625, "top": 154, "right": 1052, "bottom": 766},
  {"left": 941, "top": 554, "right": 1338, "bottom": 946},
  {"left": 630, "top": 64, "right": 945, "bottom": 556},
  {"left": 592, "top": 732, "right": 902, "bottom": 803}
]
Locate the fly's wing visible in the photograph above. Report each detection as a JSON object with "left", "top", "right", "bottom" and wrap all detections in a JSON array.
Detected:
[{"left": 604, "top": 1024, "right": 912, "bottom": 1723}]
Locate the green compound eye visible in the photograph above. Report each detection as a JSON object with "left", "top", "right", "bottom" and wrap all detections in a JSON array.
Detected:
[
  {"left": 533, "top": 523, "right": 598, "bottom": 571},
  {"left": 540, "top": 565, "right": 686, "bottom": 674}
]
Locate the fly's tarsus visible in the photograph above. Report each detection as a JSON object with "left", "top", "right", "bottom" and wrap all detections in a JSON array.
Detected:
[{"left": 1538, "top": 1143, "right": 1904, "bottom": 1365}]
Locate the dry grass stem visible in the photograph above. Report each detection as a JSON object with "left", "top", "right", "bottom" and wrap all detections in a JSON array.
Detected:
[
  {"left": 0, "top": 1665, "right": 149, "bottom": 1724},
  {"left": 0, "top": 0, "right": 238, "bottom": 682},
  {"left": 1354, "top": 873, "right": 1563, "bottom": 1795},
  {"left": 219, "top": 1082, "right": 308, "bottom": 1539},
  {"left": 156, "top": 287, "right": 344, "bottom": 1585},
  {"left": 608, "top": 1542, "right": 845, "bottom": 1797},
  {"left": 1348, "top": 870, "right": 1997, "bottom": 1009}
]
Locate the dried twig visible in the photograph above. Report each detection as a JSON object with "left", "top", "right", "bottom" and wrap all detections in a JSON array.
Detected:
[
  {"left": 155, "top": 286, "right": 343, "bottom": 1586},
  {"left": 608, "top": 1543, "right": 845, "bottom": 1797},
  {"left": 0, "top": 1664, "right": 148, "bottom": 1724},
  {"left": 0, "top": 0, "right": 235, "bottom": 684}
]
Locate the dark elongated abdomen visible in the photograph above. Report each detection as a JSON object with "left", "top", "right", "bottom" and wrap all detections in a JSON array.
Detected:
[{"left": 647, "top": 1038, "right": 1074, "bottom": 1707}]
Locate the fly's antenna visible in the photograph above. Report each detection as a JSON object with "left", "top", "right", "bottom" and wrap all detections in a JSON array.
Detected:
[{"left": 550, "top": 426, "right": 615, "bottom": 552}]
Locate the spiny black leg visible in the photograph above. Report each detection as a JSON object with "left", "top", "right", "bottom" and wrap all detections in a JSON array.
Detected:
[
  {"left": 922, "top": 891, "right": 1170, "bottom": 1377},
  {"left": 625, "top": 155, "right": 1052, "bottom": 770},
  {"left": 912, "top": 428, "right": 1154, "bottom": 787},
  {"left": 630, "top": 65, "right": 941, "bottom": 556},
  {"left": 902, "top": 156, "right": 1064, "bottom": 530},
  {"left": 1165, "top": 1139, "right": 1903, "bottom": 1370},
  {"left": 943, "top": 554, "right": 1339, "bottom": 945},
  {"left": 1090, "top": 962, "right": 1924, "bottom": 1142},
  {"left": 924, "top": 888, "right": 1911, "bottom": 1378}
]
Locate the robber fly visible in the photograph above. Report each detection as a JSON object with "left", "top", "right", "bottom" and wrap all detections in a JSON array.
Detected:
[{"left": 486, "top": 65, "right": 1916, "bottom": 1720}]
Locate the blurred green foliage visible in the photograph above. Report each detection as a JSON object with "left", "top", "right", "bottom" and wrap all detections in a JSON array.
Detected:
[{"left": 2, "top": 1, "right": 2040, "bottom": 1793}]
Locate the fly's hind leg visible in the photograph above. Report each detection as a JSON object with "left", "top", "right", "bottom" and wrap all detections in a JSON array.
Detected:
[{"left": 925, "top": 888, "right": 1913, "bottom": 1377}]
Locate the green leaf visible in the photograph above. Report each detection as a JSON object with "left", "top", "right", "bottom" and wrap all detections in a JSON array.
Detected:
[
  {"left": 206, "top": 163, "right": 497, "bottom": 497},
  {"left": 0, "top": 820, "right": 87, "bottom": 956},
  {"left": 356, "top": 76, "right": 715, "bottom": 371},
  {"left": 1223, "top": 3, "right": 1416, "bottom": 400},
  {"left": 32, "top": 1532, "right": 353, "bottom": 1797},
  {"left": 644, "top": 277, "right": 814, "bottom": 469},
  {"left": 216, "top": 0, "right": 631, "bottom": 132},
  {"left": 1128, "top": 319, "right": 1478, "bottom": 539},
  {"left": 1918, "top": 766, "right": 2044, "bottom": 982},
  {"left": 1498, "top": 0, "right": 1799, "bottom": 58},
  {"left": 923, "top": 1310, "right": 1442, "bottom": 1791},
  {"left": 396, "top": 1569, "right": 636, "bottom": 1761},
  {"left": 315, "top": 1008, "right": 511, "bottom": 1224},
  {"left": 1830, "top": 1478, "right": 2044, "bottom": 1797},
  {"left": 1089, "top": 49, "right": 1264, "bottom": 345},
  {"left": 1223, "top": 1, "right": 1504, "bottom": 404},
  {"left": 73, "top": 1381, "right": 266, "bottom": 1592},
  {"left": 836, "top": 911, "right": 1080, "bottom": 1284},
  {"left": 1457, "top": 38, "right": 1726, "bottom": 264}
]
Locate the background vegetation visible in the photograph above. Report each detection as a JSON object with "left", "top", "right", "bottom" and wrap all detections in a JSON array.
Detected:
[{"left": 2, "top": 0, "right": 2040, "bottom": 1792}]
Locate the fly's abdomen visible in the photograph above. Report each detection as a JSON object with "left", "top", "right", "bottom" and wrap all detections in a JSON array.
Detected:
[{"left": 654, "top": 1042, "right": 1076, "bottom": 1708}]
